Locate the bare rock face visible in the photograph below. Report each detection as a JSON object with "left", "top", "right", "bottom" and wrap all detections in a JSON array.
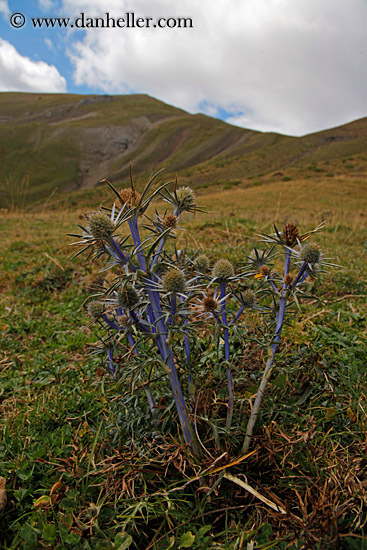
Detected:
[{"left": 76, "top": 117, "right": 153, "bottom": 188}]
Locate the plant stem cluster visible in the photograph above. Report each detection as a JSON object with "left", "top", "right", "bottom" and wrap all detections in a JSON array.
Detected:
[{"left": 70, "top": 175, "right": 333, "bottom": 455}]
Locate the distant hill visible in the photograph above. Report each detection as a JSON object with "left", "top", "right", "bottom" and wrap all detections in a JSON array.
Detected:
[{"left": 0, "top": 92, "right": 366, "bottom": 206}]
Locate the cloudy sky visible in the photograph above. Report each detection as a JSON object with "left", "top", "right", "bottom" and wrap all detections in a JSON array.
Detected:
[{"left": 0, "top": 0, "right": 365, "bottom": 136}]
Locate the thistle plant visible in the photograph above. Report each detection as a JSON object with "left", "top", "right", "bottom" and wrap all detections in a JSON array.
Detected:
[
  {"left": 71, "top": 171, "right": 259, "bottom": 454},
  {"left": 71, "top": 170, "right": 334, "bottom": 458},
  {"left": 242, "top": 222, "right": 336, "bottom": 452}
]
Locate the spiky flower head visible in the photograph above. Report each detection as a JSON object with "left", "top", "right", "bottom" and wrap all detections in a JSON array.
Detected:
[
  {"left": 300, "top": 242, "right": 321, "bottom": 265},
  {"left": 282, "top": 223, "right": 300, "bottom": 247},
  {"left": 163, "top": 268, "right": 186, "bottom": 294},
  {"left": 176, "top": 186, "right": 195, "bottom": 208},
  {"left": 195, "top": 254, "right": 210, "bottom": 272},
  {"left": 284, "top": 273, "right": 294, "bottom": 286},
  {"left": 261, "top": 222, "right": 325, "bottom": 247},
  {"left": 202, "top": 296, "right": 219, "bottom": 313},
  {"left": 87, "top": 212, "right": 115, "bottom": 240},
  {"left": 212, "top": 259, "right": 234, "bottom": 281},
  {"left": 163, "top": 214, "right": 177, "bottom": 229},
  {"left": 117, "top": 284, "right": 140, "bottom": 309},
  {"left": 87, "top": 301, "right": 104, "bottom": 319},
  {"left": 260, "top": 265, "right": 270, "bottom": 276},
  {"left": 119, "top": 314, "right": 130, "bottom": 326},
  {"left": 241, "top": 289, "right": 256, "bottom": 308},
  {"left": 117, "top": 188, "right": 141, "bottom": 208},
  {"left": 160, "top": 184, "right": 201, "bottom": 216},
  {"left": 194, "top": 288, "right": 224, "bottom": 319}
]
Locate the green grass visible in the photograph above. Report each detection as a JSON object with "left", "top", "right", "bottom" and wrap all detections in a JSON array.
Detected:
[{"left": 0, "top": 176, "right": 367, "bottom": 549}]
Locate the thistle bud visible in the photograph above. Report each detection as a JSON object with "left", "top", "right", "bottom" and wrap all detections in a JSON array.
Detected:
[
  {"left": 117, "top": 188, "right": 141, "bottom": 208},
  {"left": 119, "top": 314, "right": 130, "bottom": 326},
  {"left": 283, "top": 223, "right": 300, "bottom": 247},
  {"left": 284, "top": 273, "right": 294, "bottom": 286},
  {"left": 212, "top": 259, "right": 234, "bottom": 281},
  {"left": 163, "top": 214, "right": 177, "bottom": 228},
  {"left": 260, "top": 265, "right": 269, "bottom": 276},
  {"left": 175, "top": 186, "right": 196, "bottom": 213},
  {"left": 87, "top": 301, "right": 104, "bottom": 319},
  {"left": 117, "top": 284, "right": 140, "bottom": 309},
  {"left": 203, "top": 296, "right": 218, "bottom": 313},
  {"left": 300, "top": 242, "right": 321, "bottom": 265},
  {"left": 195, "top": 254, "right": 210, "bottom": 272},
  {"left": 163, "top": 268, "right": 186, "bottom": 293},
  {"left": 241, "top": 289, "right": 256, "bottom": 308},
  {"left": 176, "top": 186, "right": 195, "bottom": 202},
  {"left": 87, "top": 212, "right": 115, "bottom": 240}
]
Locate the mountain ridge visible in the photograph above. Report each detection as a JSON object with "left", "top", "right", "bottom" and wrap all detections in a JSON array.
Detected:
[{"left": 0, "top": 92, "right": 366, "bottom": 206}]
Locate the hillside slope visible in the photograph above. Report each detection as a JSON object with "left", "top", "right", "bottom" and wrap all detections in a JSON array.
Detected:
[
  {"left": 0, "top": 93, "right": 254, "bottom": 203},
  {"left": 0, "top": 92, "right": 366, "bottom": 206}
]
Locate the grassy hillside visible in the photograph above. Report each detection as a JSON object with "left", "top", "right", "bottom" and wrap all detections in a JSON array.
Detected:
[
  {"left": 0, "top": 92, "right": 251, "bottom": 204},
  {"left": 0, "top": 92, "right": 366, "bottom": 208}
]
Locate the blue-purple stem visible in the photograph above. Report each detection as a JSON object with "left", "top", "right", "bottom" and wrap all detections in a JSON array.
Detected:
[
  {"left": 107, "top": 348, "right": 115, "bottom": 377},
  {"left": 243, "top": 249, "right": 291, "bottom": 452},
  {"left": 107, "top": 237, "right": 132, "bottom": 268},
  {"left": 292, "top": 262, "right": 308, "bottom": 287},
  {"left": 106, "top": 215, "right": 198, "bottom": 452},
  {"left": 148, "top": 288, "right": 198, "bottom": 452},
  {"left": 130, "top": 310, "right": 151, "bottom": 334},
  {"left": 268, "top": 278, "right": 280, "bottom": 295},
  {"left": 229, "top": 304, "right": 245, "bottom": 327},
  {"left": 220, "top": 282, "right": 233, "bottom": 429},
  {"left": 170, "top": 293, "right": 177, "bottom": 325},
  {"left": 151, "top": 233, "right": 169, "bottom": 268},
  {"left": 102, "top": 314, "right": 120, "bottom": 331},
  {"left": 184, "top": 319, "right": 190, "bottom": 367},
  {"left": 128, "top": 217, "right": 146, "bottom": 272},
  {"left": 184, "top": 318, "right": 192, "bottom": 393},
  {"left": 127, "top": 332, "right": 155, "bottom": 414}
]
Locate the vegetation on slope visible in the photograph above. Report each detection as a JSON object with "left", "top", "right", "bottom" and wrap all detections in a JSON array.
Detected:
[{"left": 0, "top": 92, "right": 366, "bottom": 207}]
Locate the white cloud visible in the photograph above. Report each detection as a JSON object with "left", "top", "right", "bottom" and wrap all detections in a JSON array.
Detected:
[
  {"left": 38, "top": 0, "right": 56, "bottom": 9},
  {"left": 62, "top": 0, "right": 367, "bottom": 135},
  {"left": 0, "top": 0, "right": 10, "bottom": 18},
  {"left": 0, "top": 39, "right": 67, "bottom": 93},
  {"left": 44, "top": 38, "right": 56, "bottom": 52}
]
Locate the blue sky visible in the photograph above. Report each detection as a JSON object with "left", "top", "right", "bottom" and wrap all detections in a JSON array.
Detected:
[
  {"left": 0, "top": 0, "right": 366, "bottom": 136},
  {"left": 0, "top": 0, "right": 91, "bottom": 94}
]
